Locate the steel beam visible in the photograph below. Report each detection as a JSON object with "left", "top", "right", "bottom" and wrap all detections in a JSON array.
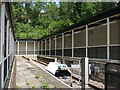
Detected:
[
  {"left": 45, "top": 39, "right": 46, "bottom": 56},
  {"left": 34, "top": 41, "right": 35, "bottom": 55},
  {"left": 62, "top": 33, "right": 64, "bottom": 63},
  {"left": 41, "top": 41, "right": 42, "bottom": 55},
  {"left": 107, "top": 17, "right": 110, "bottom": 61},
  {"left": 86, "top": 25, "right": 88, "bottom": 58},
  {"left": 26, "top": 41, "right": 27, "bottom": 55},
  {"left": 72, "top": 30, "right": 74, "bottom": 58},
  {"left": 0, "top": 3, "right": 5, "bottom": 89},
  {"left": 49, "top": 38, "right": 51, "bottom": 56},
  {"left": 55, "top": 36, "right": 57, "bottom": 56},
  {"left": 6, "top": 20, "right": 9, "bottom": 78}
]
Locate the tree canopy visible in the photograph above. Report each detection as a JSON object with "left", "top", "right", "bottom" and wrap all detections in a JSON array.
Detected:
[{"left": 12, "top": 2, "right": 117, "bottom": 39}]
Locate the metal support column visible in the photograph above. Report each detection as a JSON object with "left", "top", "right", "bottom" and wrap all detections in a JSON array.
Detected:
[
  {"left": 62, "top": 33, "right": 64, "bottom": 63},
  {"left": 49, "top": 38, "right": 51, "bottom": 56},
  {"left": 9, "top": 28, "right": 12, "bottom": 66},
  {"left": 18, "top": 41, "right": 19, "bottom": 55},
  {"left": 34, "top": 41, "right": 35, "bottom": 55},
  {"left": 38, "top": 41, "right": 39, "bottom": 55},
  {"left": 45, "top": 39, "right": 46, "bottom": 56},
  {"left": 86, "top": 25, "right": 88, "bottom": 58},
  {"left": 72, "top": 30, "right": 74, "bottom": 58},
  {"left": 55, "top": 36, "right": 57, "bottom": 56},
  {"left": 107, "top": 17, "right": 110, "bottom": 61},
  {"left": 81, "top": 58, "right": 89, "bottom": 89},
  {"left": 26, "top": 41, "right": 27, "bottom": 55},
  {"left": 0, "top": 3, "right": 5, "bottom": 89},
  {"left": 6, "top": 20, "right": 9, "bottom": 77},
  {"left": 41, "top": 41, "right": 42, "bottom": 55}
]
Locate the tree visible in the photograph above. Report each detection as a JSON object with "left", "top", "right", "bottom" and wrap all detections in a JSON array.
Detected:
[{"left": 12, "top": 2, "right": 117, "bottom": 39}]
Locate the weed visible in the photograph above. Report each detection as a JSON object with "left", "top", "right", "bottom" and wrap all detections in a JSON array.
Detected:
[
  {"left": 31, "top": 86, "right": 36, "bottom": 88},
  {"left": 25, "top": 82, "right": 31, "bottom": 86},
  {"left": 15, "top": 85, "right": 22, "bottom": 88},
  {"left": 35, "top": 74, "right": 40, "bottom": 78},
  {"left": 40, "top": 81, "right": 50, "bottom": 89}
]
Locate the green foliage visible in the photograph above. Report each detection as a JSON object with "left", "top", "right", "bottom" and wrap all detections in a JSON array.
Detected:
[
  {"left": 25, "top": 82, "right": 31, "bottom": 86},
  {"left": 12, "top": 2, "right": 117, "bottom": 39},
  {"left": 35, "top": 74, "right": 40, "bottom": 78},
  {"left": 40, "top": 81, "right": 50, "bottom": 89},
  {"left": 15, "top": 85, "right": 22, "bottom": 88},
  {"left": 31, "top": 86, "right": 36, "bottom": 88}
]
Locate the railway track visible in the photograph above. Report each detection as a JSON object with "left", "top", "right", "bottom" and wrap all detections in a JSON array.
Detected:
[{"left": 33, "top": 59, "right": 103, "bottom": 90}]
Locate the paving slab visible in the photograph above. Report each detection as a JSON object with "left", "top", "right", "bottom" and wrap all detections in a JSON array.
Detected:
[
  {"left": 16, "top": 57, "right": 41, "bottom": 88},
  {"left": 16, "top": 56, "right": 71, "bottom": 89}
]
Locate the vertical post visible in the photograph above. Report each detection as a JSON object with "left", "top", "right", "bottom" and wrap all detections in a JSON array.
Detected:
[
  {"left": 55, "top": 36, "right": 57, "bottom": 56},
  {"left": 6, "top": 20, "right": 9, "bottom": 77},
  {"left": 70, "top": 66, "right": 72, "bottom": 87},
  {"left": 81, "top": 58, "right": 89, "bottom": 89},
  {"left": 26, "top": 41, "right": 27, "bottom": 55},
  {"left": 86, "top": 25, "right": 88, "bottom": 58},
  {"left": 49, "top": 38, "right": 51, "bottom": 56},
  {"left": 9, "top": 28, "right": 12, "bottom": 66},
  {"left": 72, "top": 30, "right": 74, "bottom": 58},
  {"left": 39, "top": 41, "right": 41, "bottom": 55},
  {"left": 34, "top": 41, "right": 35, "bottom": 55},
  {"left": 79, "top": 60, "right": 80, "bottom": 83},
  {"left": 107, "top": 17, "right": 110, "bottom": 61},
  {"left": 18, "top": 41, "right": 19, "bottom": 55},
  {"left": 62, "top": 33, "right": 64, "bottom": 63},
  {"left": 38, "top": 41, "right": 39, "bottom": 55},
  {"left": 45, "top": 39, "right": 46, "bottom": 56},
  {"left": 41, "top": 41, "right": 42, "bottom": 55},
  {"left": 0, "top": 2, "right": 5, "bottom": 89}
]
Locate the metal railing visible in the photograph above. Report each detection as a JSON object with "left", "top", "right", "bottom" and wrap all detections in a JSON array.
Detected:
[{"left": 105, "top": 61, "right": 120, "bottom": 89}]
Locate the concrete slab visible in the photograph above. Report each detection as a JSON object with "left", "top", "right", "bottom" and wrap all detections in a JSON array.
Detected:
[{"left": 15, "top": 56, "right": 72, "bottom": 89}]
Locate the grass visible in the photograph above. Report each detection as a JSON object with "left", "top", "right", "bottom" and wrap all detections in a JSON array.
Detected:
[
  {"left": 25, "top": 82, "right": 31, "bottom": 86},
  {"left": 42, "top": 82, "right": 50, "bottom": 89},
  {"left": 31, "top": 86, "right": 36, "bottom": 88},
  {"left": 15, "top": 85, "right": 22, "bottom": 88},
  {"left": 40, "top": 81, "right": 50, "bottom": 89},
  {"left": 35, "top": 74, "right": 40, "bottom": 78}
]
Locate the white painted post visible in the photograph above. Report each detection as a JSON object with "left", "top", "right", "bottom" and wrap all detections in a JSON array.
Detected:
[
  {"left": 79, "top": 60, "right": 80, "bottom": 83},
  {"left": 9, "top": 28, "right": 12, "bottom": 65},
  {"left": 86, "top": 25, "right": 88, "bottom": 58},
  {"left": 41, "top": 41, "right": 42, "bottom": 55},
  {"left": 81, "top": 58, "right": 89, "bottom": 89},
  {"left": 26, "top": 41, "right": 27, "bottom": 55},
  {"left": 45, "top": 39, "right": 46, "bottom": 56},
  {"left": 18, "top": 41, "right": 19, "bottom": 55},
  {"left": 6, "top": 20, "right": 9, "bottom": 77},
  {"left": 40, "top": 41, "right": 41, "bottom": 55},
  {"left": 55, "top": 36, "right": 57, "bottom": 56},
  {"left": 38, "top": 41, "right": 39, "bottom": 55},
  {"left": 107, "top": 17, "right": 110, "bottom": 61},
  {"left": 0, "top": 2, "right": 5, "bottom": 89},
  {"left": 34, "top": 41, "right": 35, "bottom": 55},
  {"left": 72, "top": 30, "right": 74, "bottom": 58},
  {"left": 49, "top": 38, "right": 51, "bottom": 56},
  {"left": 62, "top": 33, "right": 64, "bottom": 63}
]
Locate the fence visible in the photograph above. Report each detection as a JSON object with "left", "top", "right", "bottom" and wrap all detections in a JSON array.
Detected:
[
  {"left": 16, "top": 6, "right": 120, "bottom": 85},
  {"left": 16, "top": 39, "right": 39, "bottom": 55},
  {"left": 105, "top": 61, "right": 120, "bottom": 89},
  {"left": 0, "top": 2, "right": 15, "bottom": 89}
]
